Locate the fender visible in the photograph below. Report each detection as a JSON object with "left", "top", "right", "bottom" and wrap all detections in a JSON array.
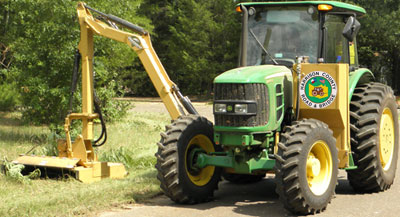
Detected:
[{"left": 349, "top": 68, "right": 375, "bottom": 103}]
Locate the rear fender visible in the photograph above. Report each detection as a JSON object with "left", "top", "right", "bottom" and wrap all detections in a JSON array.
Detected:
[{"left": 349, "top": 68, "right": 374, "bottom": 103}]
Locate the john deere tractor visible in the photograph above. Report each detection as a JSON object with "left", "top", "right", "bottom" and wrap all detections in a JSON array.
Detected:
[
  {"left": 11, "top": 1, "right": 397, "bottom": 215},
  {"left": 155, "top": 1, "right": 399, "bottom": 214}
]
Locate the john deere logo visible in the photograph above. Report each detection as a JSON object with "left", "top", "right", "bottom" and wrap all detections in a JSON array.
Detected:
[{"left": 299, "top": 71, "right": 337, "bottom": 109}]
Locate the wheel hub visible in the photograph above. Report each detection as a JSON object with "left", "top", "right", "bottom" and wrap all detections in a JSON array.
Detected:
[
  {"left": 379, "top": 107, "right": 395, "bottom": 171},
  {"left": 307, "top": 155, "right": 321, "bottom": 177},
  {"left": 306, "top": 140, "right": 333, "bottom": 196},
  {"left": 185, "top": 134, "right": 215, "bottom": 186}
]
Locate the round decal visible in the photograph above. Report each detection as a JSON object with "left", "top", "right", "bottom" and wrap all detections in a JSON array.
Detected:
[{"left": 299, "top": 71, "right": 337, "bottom": 109}]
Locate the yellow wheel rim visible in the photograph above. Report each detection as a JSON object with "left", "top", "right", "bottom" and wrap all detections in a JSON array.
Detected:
[
  {"left": 185, "top": 134, "right": 215, "bottom": 186},
  {"left": 379, "top": 107, "right": 395, "bottom": 171},
  {"left": 306, "top": 140, "right": 333, "bottom": 196}
]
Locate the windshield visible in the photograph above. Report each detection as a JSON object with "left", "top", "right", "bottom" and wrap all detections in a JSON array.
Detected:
[{"left": 246, "top": 6, "right": 319, "bottom": 66}]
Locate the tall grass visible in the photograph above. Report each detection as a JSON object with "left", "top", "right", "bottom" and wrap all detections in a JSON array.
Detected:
[
  {"left": 0, "top": 109, "right": 170, "bottom": 217},
  {"left": 0, "top": 112, "right": 52, "bottom": 160}
]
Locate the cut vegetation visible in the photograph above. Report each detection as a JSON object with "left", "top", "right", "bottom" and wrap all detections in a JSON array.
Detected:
[{"left": 0, "top": 109, "right": 169, "bottom": 217}]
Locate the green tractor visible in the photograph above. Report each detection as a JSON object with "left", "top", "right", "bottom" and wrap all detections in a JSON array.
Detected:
[{"left": 156, "top": 1, "right": 399, "bottom": 214}]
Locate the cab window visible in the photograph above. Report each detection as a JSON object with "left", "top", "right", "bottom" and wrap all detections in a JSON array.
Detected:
[{"left": 324, "top": 15, "right": 349, "bottom": 64}]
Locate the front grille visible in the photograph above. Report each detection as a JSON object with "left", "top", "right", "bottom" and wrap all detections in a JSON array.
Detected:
[{"left": 214, "top": 83, "right": 268, "bottom": 127}]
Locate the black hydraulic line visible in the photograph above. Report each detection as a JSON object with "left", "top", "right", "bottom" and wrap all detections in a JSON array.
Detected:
[
  {"left": 172, "top": 85, "right": 199, "bottom": 115},
  {"left": 93, "top": 91, "right": 107, "bottom": 147},
  {"left": 66, "top": 49, "right": 107, "bottom": 147},
  {"left": 84, "top": 4, "right": 147, "bottom": 36},
  {"left": 68, "top": 50, "right": 81, "bottom": 114}
]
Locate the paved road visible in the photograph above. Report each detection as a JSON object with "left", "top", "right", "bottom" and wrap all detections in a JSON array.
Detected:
[
  {"left": 130, "top": 101, "right": 214, "bottom": 122},
  {"left": 101, "top": 102, "right": 400, "bottom": 217}
]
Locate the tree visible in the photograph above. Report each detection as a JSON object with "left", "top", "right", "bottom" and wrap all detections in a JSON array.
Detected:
[
  {"left": 0, "top": 0, "right": 151, "bottom": 124},
  {"left": 349, "top": 0, "right": 400, "bottom": 93},
  {"left": 139, "top": 0, "right": 241, "bottom": 97}
]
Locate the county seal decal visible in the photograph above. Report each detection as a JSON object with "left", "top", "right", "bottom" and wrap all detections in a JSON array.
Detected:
[{"left": 299, "top": 71, "right": 337, "bottom": 109}]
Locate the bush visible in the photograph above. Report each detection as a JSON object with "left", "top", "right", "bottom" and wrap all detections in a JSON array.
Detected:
[
  {"left": 0, "top": 83, "right": 20, "bottom": 112},
  {"left": 2, "top": 0, "right": 151, "bottom": 126}
]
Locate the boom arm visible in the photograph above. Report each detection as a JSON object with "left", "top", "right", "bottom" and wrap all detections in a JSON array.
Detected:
[{"left": 76, "top": 2, "right": 196, "bottom": 130}]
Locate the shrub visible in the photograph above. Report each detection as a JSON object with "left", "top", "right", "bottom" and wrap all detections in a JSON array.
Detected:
[{"left": 0, "top": 83, "right": 20, "bottom": 112}]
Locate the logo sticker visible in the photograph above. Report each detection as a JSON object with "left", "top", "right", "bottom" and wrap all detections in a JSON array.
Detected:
[{"left": 299, "top": 71, "right": 337, "bottom": 109}]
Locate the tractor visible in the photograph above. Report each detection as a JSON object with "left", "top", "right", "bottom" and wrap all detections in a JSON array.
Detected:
[
  {"left": 10, "top": 1, "right": 398, "bottom": 215},
  {"left": 155, "top": 1, "right": 399, "bottom": 214}
]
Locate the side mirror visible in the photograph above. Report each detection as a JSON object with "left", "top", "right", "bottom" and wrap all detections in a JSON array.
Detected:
[{"left": 342, "top": 16, "right": 361, "bottom": 42}]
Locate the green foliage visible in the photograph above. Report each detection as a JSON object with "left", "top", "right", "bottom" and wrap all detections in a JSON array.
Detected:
[
  {"left": 346, "top": 0, "right": 400, "bottom": 91},
  {"left": 0, "top": 83, "right": 20, "bottom": 111},
  {"left": 30, "top": 132, "right": 61, "bottom": 156},
  {"left": 1, "top": 158, "right": 41, "bottom": 184},
  {"left": 1, "top": 0, "right": 151, "bottom": 125},
  {"left": 139, "top": 0, "right": 241, "bottom": 97}
]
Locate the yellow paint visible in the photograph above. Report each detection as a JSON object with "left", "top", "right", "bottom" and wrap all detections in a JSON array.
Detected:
[
  {"left": 379, "top": 107, "right": 395, "bottom": 171},
  {"left": 185, "top": 134, "right": 215, "bottom": 186},
  {"left": 13, "top": 156, "right": 126, "bottom": 183},
  {"left": 299, "top": 64, "right": 350, "bottom": 168},
  {"left": 76, "top": 2, "right": 185, "bottom": 120},
  {"left": 349, "top": 43, "right": 355, "bottom": 65},
  {"left": 307, "top": 140, "right": 333, "bottom": 196},
  {"left": 13, "top": 156, "right": 81, "bottom": 169},
  {"left": 274, "top": 132, "right": 280, "bottom": 155},
  {"left": 74, "top": 162, "right": 127, "bottom": 183}
]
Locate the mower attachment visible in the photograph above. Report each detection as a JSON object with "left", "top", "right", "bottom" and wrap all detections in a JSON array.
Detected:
[{"left": 13, "top": 154, "right": 126, "bottom": 183}]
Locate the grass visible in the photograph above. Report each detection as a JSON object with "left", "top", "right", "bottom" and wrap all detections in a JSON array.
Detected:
[{"left": 0, "top": 109, "right": 170, "bottom": 217}]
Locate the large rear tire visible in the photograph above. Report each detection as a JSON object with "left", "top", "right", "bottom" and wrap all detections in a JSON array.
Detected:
[
  {"left": 348, "top": 82, "right": 399, "bottom": 192},
  {"left": 275, "top": 119, "right": 338, "bottom": 214},
  {"left": 155, "top": 115, "right": 221, "bottom": 204}
]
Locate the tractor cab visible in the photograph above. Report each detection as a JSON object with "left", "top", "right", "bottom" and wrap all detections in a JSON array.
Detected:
[{"left": 237, "top": 1, "right": 364, "bottom": 69}]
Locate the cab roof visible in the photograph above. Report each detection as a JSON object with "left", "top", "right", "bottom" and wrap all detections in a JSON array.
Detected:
[{"left": 238, "top": 1, "right": 366, "bottom": 17}]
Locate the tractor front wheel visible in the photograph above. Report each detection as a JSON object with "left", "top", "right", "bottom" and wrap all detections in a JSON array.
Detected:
[
  {"left": 275, "top": 119, "right": 338, "bottom": 214},
  {"left": 155, "top": 115, "right": 221, "bottom": 204}
]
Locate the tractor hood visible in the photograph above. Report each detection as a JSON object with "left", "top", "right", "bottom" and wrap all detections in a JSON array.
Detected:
[{"left": 214, "top": 65, "right": 291, "bottom": 84}]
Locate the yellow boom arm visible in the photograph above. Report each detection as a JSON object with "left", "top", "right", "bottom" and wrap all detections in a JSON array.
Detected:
[{"left": 76, "top": 2, "right": 190, "bottom": 128}]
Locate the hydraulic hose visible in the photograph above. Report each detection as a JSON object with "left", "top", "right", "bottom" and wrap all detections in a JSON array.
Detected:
[
  {"left": 67, "top": 49, "right": 107, "bottom": 147},
  {"left": 92, "top": 91, "right": 107, "bottom": 147},
  {"left": 84, "top": 4, "right": 147, "bottom": 36},
  {"left": 68, "top": 50, "right": 81, "bottom": 114}
]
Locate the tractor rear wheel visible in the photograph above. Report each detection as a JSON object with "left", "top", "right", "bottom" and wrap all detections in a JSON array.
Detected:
[
  {"left": 155, "top": 115, "right": 221, "bottom": 204},
  {"left": 275, "top": 119, "right": 338, "bottom": 214},
  {"left": 348, "top": 82, "right": 399, "bottom": 192}
]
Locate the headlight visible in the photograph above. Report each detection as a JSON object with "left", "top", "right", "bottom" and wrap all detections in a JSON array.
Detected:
[
  {"left": 234, "top": 104, "right": 248, "bottom": 114},
  {"left": 214, "top": 103, "right": 227, "bottom": 112}
]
